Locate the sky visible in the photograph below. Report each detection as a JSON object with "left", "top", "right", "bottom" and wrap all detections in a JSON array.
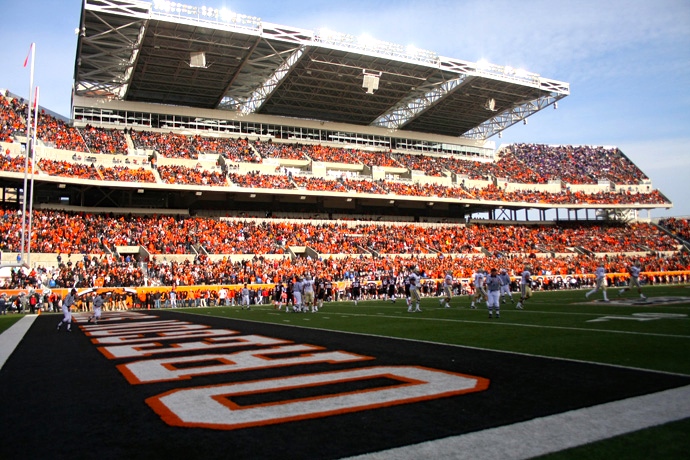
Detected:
[{"left": 2, "top": 0, "right": 689, "bottom": 218}]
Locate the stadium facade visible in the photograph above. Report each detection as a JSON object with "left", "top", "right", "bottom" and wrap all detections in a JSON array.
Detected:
[{"left": 0, "top": 0, "right": 673, "bottom": 223}]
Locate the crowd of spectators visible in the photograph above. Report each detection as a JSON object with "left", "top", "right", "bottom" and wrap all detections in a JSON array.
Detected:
[
  {"left": 0, "top": 150, "right": 36, "bottom": 173},
  {"left": 130, "top": 129, "right": 198, "bottom": 159},
  {"left": 291, "top": 175, "right": 348, "bottom": 192},
  {"left": 0, "top": 94, "right": 662, "bottom": 186},
  {"left": 206, "top": 136, "right": 257, "bottom": 163},
  {"left": 130, "top": 130, "right": 259, "bottom": 162},
  {"left": 35, "top": 158, "right": 157, "bottom": 183},
  {"left": 158, "top": 164, "right": 227, "bottom": 186},
  {"left": 500, "top": 143, "right": 649, "bottom": 185},
  {"left": 228, "top": 171, "right": 295, "bottom": 189},
  {"left": 4, "top": 240, "right": 689, "bottom": 292},
  {"left": 79, "top": 125, "right": 128, "bottom": 155},
  {"left": 36, "top": 113, "right": 89, "bottom": 152},
  {"left": 659, "top": 217, "right": 690, "bottom": 242},
  {"left": 0, "top": 96, "right": 27, "bottom": 142},
  {"left": 391, "top": 153, "right": 447, "bottom": 176},
  {"left": 470, "top": 184, "right": 668, "bottom": 205},
  {"left": 253, "top": 140, "right": 310, "bottom": 160},
  {"left": 99, "top": 165, "right": 156, "bottom": 183},
  {"left": 392, "top": 144, "right": 652, "bottom": 186},
  {"left": 1, "top": 207, "right": 686, "bottom": 262},
  {"left": 1, "top": 92, "right": 673, "bottom": 209},
  {"left": 37, "top": 159, "right": 101, "bottom": 180}
]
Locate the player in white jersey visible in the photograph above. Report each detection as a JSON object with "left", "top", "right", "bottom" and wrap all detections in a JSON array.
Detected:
[
  {"left": 240, "top": 284, "right": 251, "bottom": 310},
  {"left": 515, "top": 266, "right": 533, "bottom": 310},
  {"left": 585, "top": 265, "right": 610, "bottom": 302},
  {"left": 498, "top": 269, "right": 514, "bottom": 304},
  {"left": 470, "top": 270, "right": 487, "bottom": 309},
  {"left": 87, "top": 291, "right": 105, "bottom": 324},
  {"left": 302, "top": 275, "right": 316, "bottom": 312},
  {"left": 485, "top": 268, "right": 502, "bottom": 318},
  {"left": 439, "top": 272, "right": 454, "bottom": 308},
  {"left": 407, "top": 268, "right": 422, "bottom": 312},
  {"left": 57, "top": 288, "right": 77, "bottom": 332},
  {"left": 292, "top": 277, "right": 304, "bottom": 312},
  {"left": 618, "top": 262, "right": 646, "bottom": 299}
]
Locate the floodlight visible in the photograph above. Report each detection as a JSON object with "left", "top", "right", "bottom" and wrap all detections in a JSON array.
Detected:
[
  {"left": 358, "top": 33, "right": 375, "bottom": 48},
  {"left": 363, "top": 69, "right": 381, "bottom": 94},
  {"left": 476, "top": 59, "right": 490, "bottom": 70},
  {"left": 189, "top": 51, "right": 206, "bottom": 68},
  {"left": 484, "top": 98, "right": 496, "bottom": 111}
]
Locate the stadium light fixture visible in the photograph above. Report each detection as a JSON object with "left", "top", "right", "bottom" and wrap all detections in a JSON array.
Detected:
[
  {"left": 137, "top": 189, "right": 144, "bottom": 194},
  {"left": 476, "top": 59, "right": 490, "bottom": 70},
  {"left": 358, "top": 33, "right": 375, "bottom": 48},
  {"left": 189, "top": 51, "right": 207, "bottom": 68},
  {"left": 195, "top": 191, "right": 203, "bottom": 196},
  {"left": 362, "top": 70, "right": 381, "bottom": 94}
]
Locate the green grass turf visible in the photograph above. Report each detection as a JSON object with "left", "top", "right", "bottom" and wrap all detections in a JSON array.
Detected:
[
  {"left": 185, "top": 284, "right": 690, "bottom": 375},
  {"left": 0, "top": 315, "right": 22, "bottom": 334}
]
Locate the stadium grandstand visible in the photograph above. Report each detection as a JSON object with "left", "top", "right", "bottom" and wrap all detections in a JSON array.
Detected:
[{"left": 0, "top": 0, "right": 688, "bottom": 295}]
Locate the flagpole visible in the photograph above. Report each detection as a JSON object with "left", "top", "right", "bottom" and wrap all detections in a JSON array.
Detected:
[
  {"left": 27, "top": 86, "right": 39, "bottom": 269},
  {"left": 20, "top": 43, "right": 35, "bottom": 269}
]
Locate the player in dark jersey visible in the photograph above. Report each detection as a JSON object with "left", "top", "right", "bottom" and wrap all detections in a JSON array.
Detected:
[
  {"left": 324, "top": 278, "right": 333, "bottom": 302},
  {"left": 351, "top": 277, "right": 362, "bottom": 305},
  {"left": 387, "top": 274, "right": 397, "bottom": 303},
  {"left": 273, "top": 283, "right": 284, "bottom": 310},
  {"left": 403, "top": 273, "right": 412, "bottom": 309}
]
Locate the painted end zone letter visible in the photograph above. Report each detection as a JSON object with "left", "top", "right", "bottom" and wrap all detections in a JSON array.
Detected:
[{"left": 147, "top": 366, "right": 489, "bottom": 430}]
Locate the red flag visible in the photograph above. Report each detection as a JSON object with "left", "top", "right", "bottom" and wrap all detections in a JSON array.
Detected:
[{"left": 23, "top": 43, "right": 34, "bottom": 67}]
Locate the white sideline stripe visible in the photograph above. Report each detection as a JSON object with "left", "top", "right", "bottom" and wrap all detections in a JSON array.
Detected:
[
  {"left": 342, "top": 384, "right": 690, "bottom": 460},
  {"left": 0, "top": 315, "right": 37, "bottom": 370}
]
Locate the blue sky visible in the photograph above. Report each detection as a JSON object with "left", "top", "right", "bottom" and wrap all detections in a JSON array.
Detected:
[{"left": 3, "top": 0, "right": 689, "bottom": 218}]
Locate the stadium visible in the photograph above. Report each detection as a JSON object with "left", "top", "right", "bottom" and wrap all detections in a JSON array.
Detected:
[{"left": 1, "top": 1, "right": 689, "bottom": 459}]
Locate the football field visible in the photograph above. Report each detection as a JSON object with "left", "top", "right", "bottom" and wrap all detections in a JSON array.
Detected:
[{"left": 1, "top": 284, "right": 689, "bottom": 459}]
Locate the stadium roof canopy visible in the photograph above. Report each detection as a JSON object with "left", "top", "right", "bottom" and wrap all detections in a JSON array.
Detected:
[{"left": 74, "top": 0, "right": 569, "bottom": 141}]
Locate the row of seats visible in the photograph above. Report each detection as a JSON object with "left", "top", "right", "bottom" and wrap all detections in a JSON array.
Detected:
[
  {"left": 5, "top": 237, "right": 689, "bottom": 290},
  {"left": 0, "top": 95, "right": 654, "bottom": 186},
  {"left": 0, "top": 155, "right": 669, "bottom": 206},
  {"left": 0, "top": 208, "right": 682, "bottom": 256}
]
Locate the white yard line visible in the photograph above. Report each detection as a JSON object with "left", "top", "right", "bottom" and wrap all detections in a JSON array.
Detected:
[
  {"left": 342, "top": 384, "right": 690, "bottom": 460},
  {"left": 0, "top": 315, "right": 37, "bottom": 370}
]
